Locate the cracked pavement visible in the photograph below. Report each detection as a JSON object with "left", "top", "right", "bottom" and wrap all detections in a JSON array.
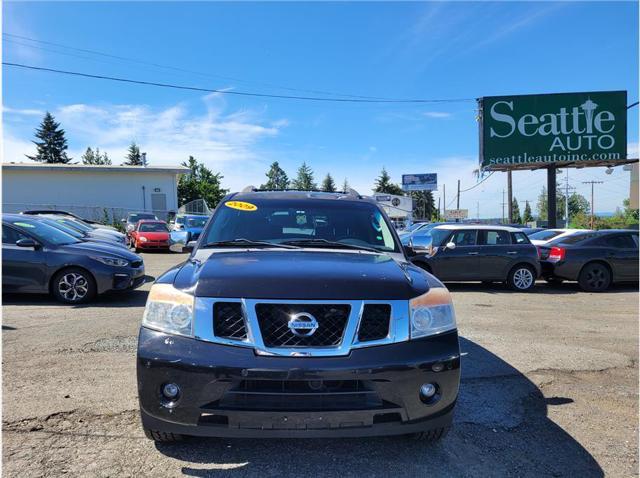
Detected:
[{"left": 2, "top": 252, "right": 638, "bottom": 477}]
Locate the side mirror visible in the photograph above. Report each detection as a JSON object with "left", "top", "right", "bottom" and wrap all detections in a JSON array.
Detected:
[
  {"left": 16, "top": 238, "right": 39, "bottom": 249},
  {"left": 445, "top": 241, "right": 456, "bottom": 250},
  {"left": 120, "top": 218, "right": 126, "bottom": 223},
  {"left": 411, "top": 235, "right": 433, "bottom": 251},
  {"left": 184, "top": 241, "right": 197, "bottom": 253}
]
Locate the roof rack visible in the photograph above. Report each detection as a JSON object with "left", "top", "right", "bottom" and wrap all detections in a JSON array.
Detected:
[{"left": 240, "top": 186, "right": 362, "bottom": 198}]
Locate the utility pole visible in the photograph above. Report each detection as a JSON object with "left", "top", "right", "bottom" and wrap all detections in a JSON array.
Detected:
[
  {"left": 437, "top": 197, "right": 441, "bottom": 221},
  {"left": 477, "top": 201, "right": 480, "bottom": 220},
  {"left": 501, "top": 189, "right": 506, "bottom": 224},
  {"left": 443, "top": 184, "right": 446, "bottom": 221},
  {"left": 562, "top": 170, "right": 576, "bottom": 227},
  {"left": 582, "top": 180, "right": 603, "bottom": 229},
  {"left": 507, "top": 170, "right": 513, "bottom": 223},
  {"left": 547, "top": 166, "right": 557, "bottom": 228},
  {"left": 456, "top": 179, "right": 461, "bottom": 223}
]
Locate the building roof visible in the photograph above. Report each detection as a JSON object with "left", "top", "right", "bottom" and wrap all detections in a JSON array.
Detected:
[{"left": 2, "top": 162, "right": 189, "bottom": 174}]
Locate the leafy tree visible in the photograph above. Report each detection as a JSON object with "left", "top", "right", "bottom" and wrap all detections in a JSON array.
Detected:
[
  {"left": 568, "top": 193, "right": 590, "bottom": 220},
  {"left": 291, "top": 162, "right": 317, "bottom": 191},
  {"left": 536, "top": 186, "right": 565, "bottom": 221},
  {"left": 512, "top": 198, "right": 522, "bottom": 224},
  {"left": 26, "top": 112, "right": 71, "bottom": 163},
  {"left": 373, "top": 167, "right": 404, "bottom": 195},
  {"left": 341, "top": 178, "right": 350, "bottom": 193},
  {"left": 411, "top": 191, "right": 435, "bottom": 220},
  {"left": 177, "top": 156, "right": 228, "bottom": 208},
  {"left": 82, "top": 147, "right": 111, "bottom": 165},
  {"left": 123, "top": 142, "right": 143, "bottom": 166},
  {"left": 260, "top": 161, "right": 289, "bottom": 190},
  {"left": 523, "top": 200, "right": 534, "bottom": 223},
  {"left": 321, "top": 173, "right": 337, "bottom": 192}
]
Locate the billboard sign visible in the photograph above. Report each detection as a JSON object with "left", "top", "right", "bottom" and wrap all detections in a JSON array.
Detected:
[
  {"left": 479, "top": 91, "right": 628, "bottom": 170},
  {"left": 402, "top": 173, "right": 437, "bottom": 191},
  {"left": 445, "top": 209, "right": 468, "bottom": 220}
]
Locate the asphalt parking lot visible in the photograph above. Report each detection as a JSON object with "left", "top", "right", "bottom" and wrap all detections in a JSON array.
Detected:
[{"left": 2, "top": 252, "right": 638, "bottom": 478}]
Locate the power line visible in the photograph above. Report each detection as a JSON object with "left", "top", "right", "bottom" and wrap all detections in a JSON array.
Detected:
[{"left": 459, "top": 171, "right": 496, "bottom": 192}]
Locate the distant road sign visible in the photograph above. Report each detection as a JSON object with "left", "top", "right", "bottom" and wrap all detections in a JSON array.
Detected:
[
  {"left": 402, "top": 173, "right": 437, "bottom": 191},
  {"left": 445, "top": 209, "right": 468, "bottom": 220}
]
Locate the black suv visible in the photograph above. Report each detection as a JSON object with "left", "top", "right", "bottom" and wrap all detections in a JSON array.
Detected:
[
  {"left": 409, "top": 225, "right": 540, "bottom": 290},
  {"left": 137, "top": 190, "right": 460, "bottom": 442}
]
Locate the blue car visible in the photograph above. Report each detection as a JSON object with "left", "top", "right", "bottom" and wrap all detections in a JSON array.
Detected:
[{"left": 171, "top": 214, "right": 208, "bottom": 242}]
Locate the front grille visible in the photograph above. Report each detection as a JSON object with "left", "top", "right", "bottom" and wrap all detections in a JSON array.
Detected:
[
  {"left": 131, "top": 260, "right": 143, "bottom": 268},
  {"left": 213, "top": 302, "right": 248, "bottom": 340},
  {"left": 216, "top": 380, "right": 383, "bottom": 411},
  {"left": 255, "top": 304, "right": 350, "bottom": 347},
  {"left": 358, "top": 304, "right": 391, "bottom": 342}
]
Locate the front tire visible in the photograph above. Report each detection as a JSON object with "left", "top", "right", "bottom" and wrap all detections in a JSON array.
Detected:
[
  {"left": 578, "top": 262, "right": 611, "bottom": 292},
  {"left": 507, "top": 265, "right": 536, "bottom": 291},
  {"left": 51, "top": 268, "right": 97, "bottom": 304},
  {"left": 143, "top": 427, "right": 183, "bottom": 443}
]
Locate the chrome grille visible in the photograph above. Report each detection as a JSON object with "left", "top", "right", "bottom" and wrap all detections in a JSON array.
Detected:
[
  {"left": 255, "top": 304, "right": 350, "bottom": 347},
  {"left": 358, "top": 304, "right": 391, "bottom": 342},
  {"left": 213, "top": 302, "right": 247, "bottom": 340}
]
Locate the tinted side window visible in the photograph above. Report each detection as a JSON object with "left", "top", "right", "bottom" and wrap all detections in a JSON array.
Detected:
[
  {"left": 2, "top": 225, "right": 28, "bottom": 245},
  {"left": 482, "top": 230, "right": 511, "bottom": 245},
  {"left": 450, "top": 230, "right": 477, "bottom": 246},
  {"left": 603, "top": 234, "right": 637, "bottom": 249},
  {"left": 512, "top": 232, "right": 530, "bottom": 244}
]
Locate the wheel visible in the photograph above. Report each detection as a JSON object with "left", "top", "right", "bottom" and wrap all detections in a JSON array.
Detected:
[
  {"left": 409, "top": 427, "right": 449, "bottom": 442},
  {"left": 507, "top": 265, "right": 536, "bottom": 291},
  {"left": 51, "top": 268, "right": 96, "bottom": 304},
  {"left": 143, "top": 427, "right": 183, "bottom": 442},
  {"left": 578, "top": 262, "right": 611, "bottom": 292}
]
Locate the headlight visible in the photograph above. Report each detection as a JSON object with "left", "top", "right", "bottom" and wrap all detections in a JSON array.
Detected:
[
  {"left": 139, "top": 236, "right": 148, "bottom": 242},
  {"left": 409, "top": 287, "right": 456, "bottom": 339},
  {"left": 142, "top": 284, "right": 194, "bottom": 337},
  {"left": 90, "top": 256, "right": 129, "bottom": 267}
]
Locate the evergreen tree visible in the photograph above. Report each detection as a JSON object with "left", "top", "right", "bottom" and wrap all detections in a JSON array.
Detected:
[
  {"left": 568, "top": 193, "right": 590, "bottom": 219},
  {"left": 123, "top": 142, "right": 143, "bottom": 166},
  {"left": 411, "top": 191, "right": 435, "bottom": 220},
  {"left": 82, "top": 147, "right": 111, "bottom": 165},
  {"left": 536, "top": 186, "right": 565, "bottom": 221},
  {"left": 26, "top": 112, "right": 71, "bottom": 163},
  {"left": 342, "top": 178, "right": 350, "bottom": 193},
  {"left": 321, "top": 173, "right": 337, "bottom": 192},
  {"left": 373, "top": 167, "right": 404, "bottom": 195},
  {"left": 523, "top": 200, "right": 534, "bottom": 223},
  {"left": 260, "top": 161, "right": 289, "bottom": 190},
  {"left": 177, "top": 156, "right": 228, "bottom": 208},
  {"left": 512, "top": 198, "right": 522, "bottom": 224},
  {"left": 291, "top": 162, "right": 317, "bottom": 191}
]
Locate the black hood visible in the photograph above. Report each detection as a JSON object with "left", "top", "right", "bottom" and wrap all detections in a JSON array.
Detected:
[
  {"left": 173, "top": 250, "right": 429, "bottom": 300},
  {"left": 58, "top": 241, "right": 140, "bottom": 261}
]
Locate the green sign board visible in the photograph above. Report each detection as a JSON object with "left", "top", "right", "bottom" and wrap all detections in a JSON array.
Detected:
[{"left": 479, "top": 91, "right": 628, "bottom": 170}]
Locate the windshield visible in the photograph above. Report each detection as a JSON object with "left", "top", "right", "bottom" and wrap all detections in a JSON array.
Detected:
[
  {"left": 528, "top": 230, "right": 563, "bottom": 241},
  {"left": 186, "top": 217, "right": 207, "bottom": 228},
  {"left": 6, "top": 218, "right": 80, "bottom": 245},
  {"left": 203, "top": 199, "right": 399, "bottom": 252},
  {"left": 40, "top": 219, "right": 83, "bottom": 238},
  {"left": 129, "top": 213, "right": 157, "bottom": 223},
  {"left": 139, "top": 223, "right": 169, "bottom": 232}
]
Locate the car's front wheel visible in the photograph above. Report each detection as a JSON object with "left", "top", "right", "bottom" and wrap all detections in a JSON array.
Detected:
[
  {"left": 507, "top": 264, "right": 536, "bottom": 291},
  {"left": 52, "top": 268, "right": 96, "bottom": 304},
  {"left": 578, "top": 262, "right": 611, "bottom": 292}
]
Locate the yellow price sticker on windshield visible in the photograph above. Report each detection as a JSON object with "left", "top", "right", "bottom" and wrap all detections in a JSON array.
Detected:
[{"left": 225, "top": 201, "right": 257, "bottom": 212}]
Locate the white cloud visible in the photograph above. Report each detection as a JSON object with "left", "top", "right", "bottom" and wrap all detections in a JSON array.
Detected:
[
  {"left": 423, "top": 111, "right": 452, "bottom": 119},
  {"left": 2, "top": 106, "right": 45, "bottom": 116},
  {"left": 4, "top": 95, "right": 289, "bottom": 191}
]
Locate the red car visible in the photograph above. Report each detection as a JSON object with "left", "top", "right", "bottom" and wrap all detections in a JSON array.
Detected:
[{"left": 129, "top": 220, "right": 170, "bottom": 252}]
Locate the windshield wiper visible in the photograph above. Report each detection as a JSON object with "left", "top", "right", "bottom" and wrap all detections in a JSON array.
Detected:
[
  {"left": 282, "top": 238, "right": 382, "bottom": 253},
  {"left": 200, "top": 238, "right": 300, "bottom": 249}
]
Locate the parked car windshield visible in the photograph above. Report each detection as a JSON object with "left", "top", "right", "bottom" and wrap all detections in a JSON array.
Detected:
[
  {"left": 186, "top": 217, "right": 207, "bottom": 228},
  {"left": 203, "top": 199, "right": 399, "bottom": 252},
  {"left": 52, "top": 217, "right": 93, "bottom": 233},
  {"left": 129, "top": 213, "right": 157, "bottom": 223},
  {"left": 139, "top": 223, "right": 169, "bottom": 232},
  {"left": 39, "top": 219, "right": 84, "bottom": 238},
  {"left": 5, "top": 218, "right": 80, "bottom": 246},
  {"left": 528, "top": 230, "right": 563, "bottom": 241}
]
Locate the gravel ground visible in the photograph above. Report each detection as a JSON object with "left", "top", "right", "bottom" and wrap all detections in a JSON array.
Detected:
[{"left": 2, "top": 252, "right": 638, "bottom": 477}]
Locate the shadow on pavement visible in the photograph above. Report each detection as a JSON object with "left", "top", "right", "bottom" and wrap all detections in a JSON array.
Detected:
[
  {"left": 2, "top": 288, "right": 150, "bottom": 308},
  {"left": 154, "top": 337, "right": 603, "bottom": 477}
]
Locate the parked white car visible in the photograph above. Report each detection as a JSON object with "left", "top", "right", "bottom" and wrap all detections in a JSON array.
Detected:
[{"left": 528, "top": 228, "right": 590, "bottom": 245}]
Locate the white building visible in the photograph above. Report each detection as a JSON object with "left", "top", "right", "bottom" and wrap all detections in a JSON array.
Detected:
[{"left": 2, "top": 162, "right": 189, "bottom": 221}]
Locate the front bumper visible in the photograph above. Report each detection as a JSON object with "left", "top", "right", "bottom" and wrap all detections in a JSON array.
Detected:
[
  {"left": 95, "top": 263, "right": 146, "bottom": 293},
  {"left": 137, "top": 327, "right": 460, "bottom": 438}
]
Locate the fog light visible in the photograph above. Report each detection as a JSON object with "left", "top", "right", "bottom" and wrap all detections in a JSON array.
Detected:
[
  {"left": 420, "top": 383, "right": 437, "bottom": 399},
  {"left": 162, "top": 383, "right": 180, "bottom": 399}
]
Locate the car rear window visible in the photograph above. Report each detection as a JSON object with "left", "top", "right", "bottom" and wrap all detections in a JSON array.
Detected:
[
  {"left": 528, "top": 230, "right": 563, "bottom": 241},
  {"left": 553, "top": 232, "right": 598, "bottom": 245},
  {"left": 512, "top": 232, "right": 530, "bottom": 244}
]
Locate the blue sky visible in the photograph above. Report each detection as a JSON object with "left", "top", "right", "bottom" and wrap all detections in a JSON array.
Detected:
[{"left": 3, "top": 1, "right": 638, "bottom": 217}]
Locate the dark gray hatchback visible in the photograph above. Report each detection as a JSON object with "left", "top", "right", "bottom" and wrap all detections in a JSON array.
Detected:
[{"left": 409, "top": 225, "right": 540, "bottom": 290}]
